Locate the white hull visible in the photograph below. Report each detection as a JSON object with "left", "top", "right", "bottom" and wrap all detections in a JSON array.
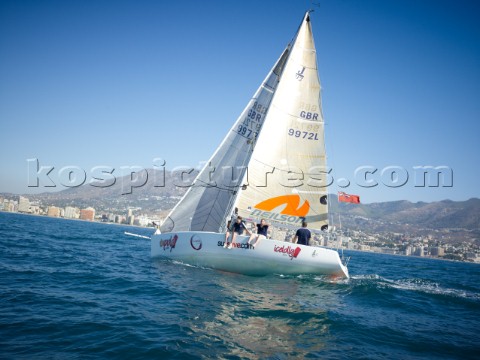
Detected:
[{"left": 151, "top": 231, "right": 349, "bottom": 278}]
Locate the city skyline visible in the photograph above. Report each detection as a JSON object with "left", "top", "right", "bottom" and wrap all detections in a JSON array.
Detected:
[
  {"left": 1, "top": 0, "right": 479, "bottom": 203},
  {"left": 1, "top": 193, "right": 478, "bottom": 263}
]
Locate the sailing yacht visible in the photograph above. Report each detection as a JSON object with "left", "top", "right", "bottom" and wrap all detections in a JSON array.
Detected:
[{"left": 151, "top": 11, "right": 349, "bottom": 278}]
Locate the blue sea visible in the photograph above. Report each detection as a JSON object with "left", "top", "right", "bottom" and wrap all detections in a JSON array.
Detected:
[{"left": 0, "top": 212, "right": 479, "bottom": 359}]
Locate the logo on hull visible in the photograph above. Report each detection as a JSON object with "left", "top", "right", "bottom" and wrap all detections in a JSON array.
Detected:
[
  {"left": 190, "top": 235, "right": 202, "bottom": 250},
  {"left": 160, "top": 234, "right": 178, "bottom": 252},
  {"left": 217, "top": 241, "right": 253, "bottom": 250},
  {"left": 274, "top": 245, "right": 302, "bottom": 260}
]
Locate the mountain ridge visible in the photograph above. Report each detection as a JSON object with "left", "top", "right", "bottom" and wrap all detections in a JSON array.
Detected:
[{"left": 2, "top": 170, "right": 479, "bottom": 231}]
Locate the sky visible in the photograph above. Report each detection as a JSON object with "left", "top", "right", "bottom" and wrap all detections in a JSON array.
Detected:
[{"left": 1, "top": 0, "right": 479, "bottom": 203}]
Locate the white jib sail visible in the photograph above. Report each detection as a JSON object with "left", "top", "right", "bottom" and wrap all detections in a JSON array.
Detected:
[{"left": 235, "top": 12, "right": 329, "bottom": 232}]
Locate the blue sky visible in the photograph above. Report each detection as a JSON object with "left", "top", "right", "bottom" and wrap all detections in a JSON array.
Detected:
[{"left": 1, "top": 0, "right": 479, "bottom": 203}]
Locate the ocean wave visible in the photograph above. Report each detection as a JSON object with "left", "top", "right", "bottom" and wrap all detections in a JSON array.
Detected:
[{"left": 2, "top": 212, "right": 479, "bottom": 359}]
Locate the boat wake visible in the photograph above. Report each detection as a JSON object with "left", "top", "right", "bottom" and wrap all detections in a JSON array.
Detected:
[
  {"left": 153, "top": 257, "right": 478, "bottom": 302},
  {"left": 349, "top": 274, "right": 480, "bottom": 302}
]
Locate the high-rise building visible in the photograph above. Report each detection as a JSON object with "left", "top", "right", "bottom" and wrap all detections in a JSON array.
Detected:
[
  {"left": 127, "top": 209, "right": 134, "bottom": 225},
  {"left": 430, "top": 247, "right": 445, "bottom": 257},
  {"left": 18, "top": 196, "right": 30, "bottom": 213},
  {"left": 405, "top": 246, "right": 413, "bottom": 256},
  {"left": 339, "top": 236, "right": 351, "bottom": 247},
  {"left": 137, "top": 215, "right": 151, "bottom": 227},
  {"left": 413, "top": 247, "right": 425, "bottom": 257},
  {"left": 80, "top": 207, "right": 95, "bottom": 221},
  {"left": 3, "top": 200, "right": 15, "bottom": 212},
  {"left": 64, "top": 206, "right": 80, "bottom": 219},
  {"left": 47, "top": 206, "right": 60, "bottom": 217},
  {"left": 30, "top": 205, "right": 41, "bottom": 215}
]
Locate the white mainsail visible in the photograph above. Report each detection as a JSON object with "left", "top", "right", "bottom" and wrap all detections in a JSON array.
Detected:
[
  {"left": 161, "top": 12, "right": 328, "bottom": 234},
  {"left": 160, "top": 50, "right": 290, "bottom": 233}
]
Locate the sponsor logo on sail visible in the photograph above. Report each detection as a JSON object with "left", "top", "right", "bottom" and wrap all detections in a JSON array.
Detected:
[
  {"left": 296, "top": 66, "right": 305, "bottom": 81},
  {"left": 251, "top": 195, "right": 309, "bottom": 225},
  {"left": 160, "top": 234, "right": 178, "bottom": 252},
  {"left": 274, "top": 245, "right": 301, "bottom": 260},
  {"left": 190, "top": 234, "right": 202, "bottom": 250}
]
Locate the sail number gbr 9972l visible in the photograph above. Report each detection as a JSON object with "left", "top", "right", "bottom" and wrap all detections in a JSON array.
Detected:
[
  {"left": 236, "top": 101, "right": 267, "bottom": 140},
  {"left": 287, "top": 106, "right": 321, "bottom": 140}
]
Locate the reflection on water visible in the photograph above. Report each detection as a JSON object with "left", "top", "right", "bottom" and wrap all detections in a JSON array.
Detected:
[
  {"left": 2, "top": 214, "right": 478, "bottom": 359},
  {"left": 153, "top": 259, "right": 341, "bottom": 358}
]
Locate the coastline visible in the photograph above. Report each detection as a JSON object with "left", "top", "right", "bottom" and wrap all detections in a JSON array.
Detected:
[
  {"left": 0, "top": 210, "right": 154, "bottom": 231},
  {"left": 1, "top": 211, "right": 476, "bottom": 264}
]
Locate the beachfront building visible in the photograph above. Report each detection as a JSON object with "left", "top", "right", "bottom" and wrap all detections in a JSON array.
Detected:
[{"left": 80, "top": 207, "right": 95, "bottom": 221}]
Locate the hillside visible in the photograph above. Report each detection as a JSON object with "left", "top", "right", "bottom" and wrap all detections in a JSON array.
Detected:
[
  {"left": 333, "top": 197, "right": 480, "bottom": 230},
  {"left": 2, "top": 172, "right": 479, "bottom": 231},
  {"left": 14, "top": 169, "right": 193, "bottom": 214}
]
